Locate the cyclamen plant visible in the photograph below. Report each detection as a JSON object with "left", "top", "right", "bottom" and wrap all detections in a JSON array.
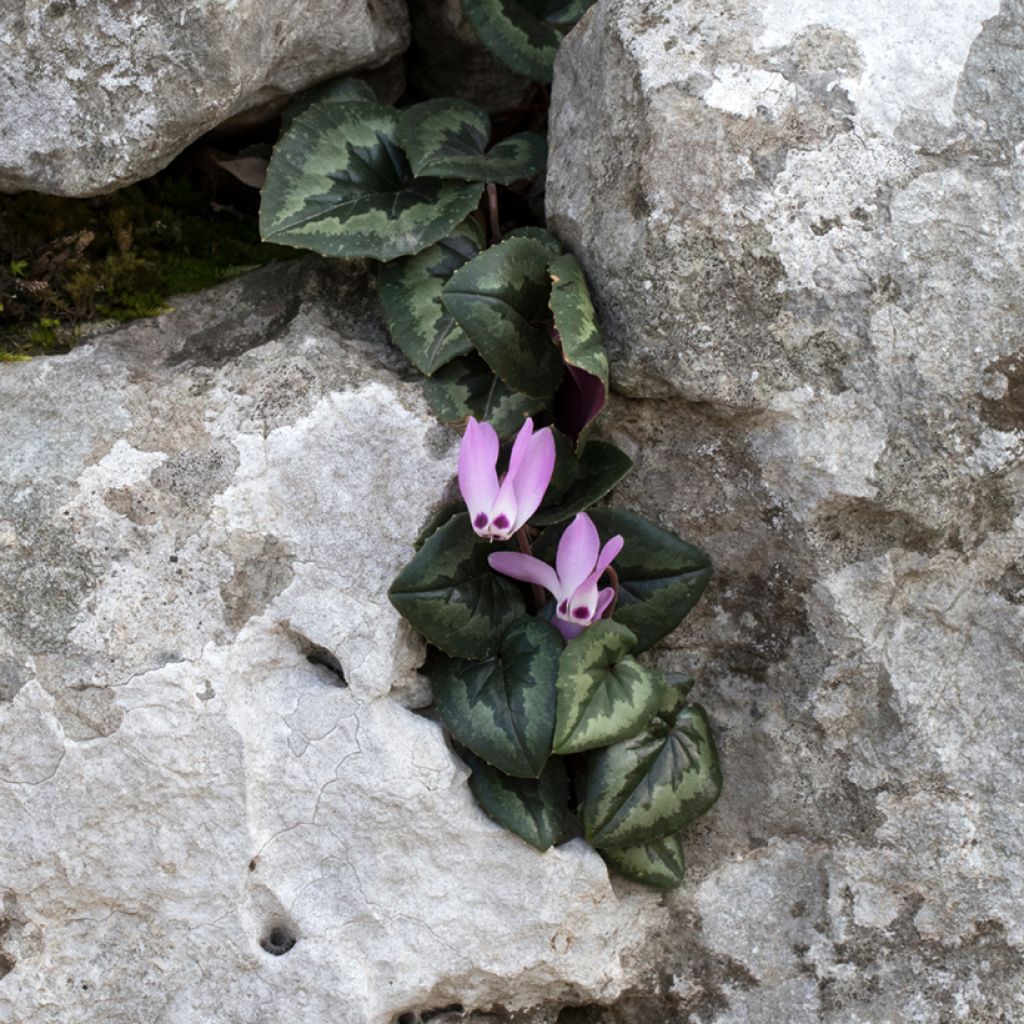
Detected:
[{"left": 257, "top": 0, "right": 722, "bottom": 888}]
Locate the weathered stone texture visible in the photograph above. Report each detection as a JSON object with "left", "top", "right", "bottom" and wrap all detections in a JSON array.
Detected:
[
  {"left": 0, "top": 0, "right": 409, "bottom": 196},
  {"left": 547, "top": 0, "right": 1024, "bottom": 1020},
  {"left": 0, "top": 260, "right": 655, "bottom": 1023}
]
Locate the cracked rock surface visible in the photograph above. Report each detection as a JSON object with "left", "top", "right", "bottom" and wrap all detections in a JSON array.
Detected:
[
  {"left": 545, "top": 0, "right": 1024, "bottom": 1021},
  {"left": 0, "top": 259, "right": 654, "bottom": 1024},
  {"left": 0, "top": 0, "right": 409, "bottom": 196}
]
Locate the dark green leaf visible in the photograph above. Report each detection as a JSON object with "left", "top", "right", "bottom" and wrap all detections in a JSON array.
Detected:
[
  {"left": 378, "top": 218, "right": 483, "bottom": 375},
  {"left": 282, "top": 77, "right": 377, "bottom": 130},
  {"left": 413, "top": 500, "right": 464, "bottom": 551},
  {"left": 442, "top": 236, "right": 563, "bottom": 398},
  {"left": 422, "top": 353, "right": 545, "bottom": 437},
  {"left": 461, "top": 0, "right": 597, "bottom": 81},
  {"left": 536, "top": 509, "right": 711, "bottom": 653},
  {"left": 465, "top": 751, "right": 568, "bottom": 851},
  {"left": 549, "top": 253, "right": 608, "bottom": 434},
  {"left": 505, "top": 226, "right": 564, "bottom": 255},
  {"left": 388, "top": 512, "right": 525, "bottom": 659},
  {"left": 532, "top": 440, "right": 632, "bottom": 526},
  {"left": 660, "top": 673, "right": 696, "bottom": 712},
  {"left": 601, "top": 834, "right": 685, "bottom": 889},
  {"left": 536, "top": 426, "right": 580, "bottom": 509},
  {"left": 553, "top": 621, "right": 666, "bottom": 755},
  {"left": 583, "top": 703, "right": 722, "bottom": 849},
  {"left": 432, "top": 617, "right": 561, "bottom": 778},
  {"left": 261, "top": 100, "right": 484, "bottom": 260},
  {"left": 398, "top": 99, "right": 546, "bottom": 184}
]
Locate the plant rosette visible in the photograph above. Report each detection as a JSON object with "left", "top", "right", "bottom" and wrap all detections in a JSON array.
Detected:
[{"left": 258, "top": 69, "right": 724, "bottom": 891}]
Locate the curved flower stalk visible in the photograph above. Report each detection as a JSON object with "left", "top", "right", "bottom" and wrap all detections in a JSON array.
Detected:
[
  {"left": 488, "top": 512, "right": 623, "bottom": 640},
  {"left": 458, "top": 416, "right": 555, "bottom": 541}
]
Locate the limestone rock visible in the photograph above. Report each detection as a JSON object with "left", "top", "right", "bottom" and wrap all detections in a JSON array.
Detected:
[
  {"left": 547, "top": 1, "right": 1024, "bottom": 1019},
  {"left": 0, "top": 260, "right": 655, "bottom": 1023},
  {"left": 0, "top": 0, "right": 410, "bottom": 196}
]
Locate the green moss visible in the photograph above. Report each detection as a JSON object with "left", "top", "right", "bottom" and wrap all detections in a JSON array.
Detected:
[{"left": 0, "top": 167, "right": 294, "bottom": 357}]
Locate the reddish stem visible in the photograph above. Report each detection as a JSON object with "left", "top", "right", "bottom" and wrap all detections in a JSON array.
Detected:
[
  {"left": 487, "top": 183, "right": 502, "bottom": 244},
  {"left": 516, "top": 527, "right": 545, "bottom": 611},
  {"left": 604, "top": 565, "right": 620, "bottom": 618}
]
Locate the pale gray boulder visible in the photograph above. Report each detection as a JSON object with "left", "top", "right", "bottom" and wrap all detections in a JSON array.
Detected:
[
  {"left": 546, "top": 1, "right": 1024, "bottom": 1020},
  {"left": 0, "top": 260, "right": 655, "bottom": 1024},
  {"left": 0, "top": 0, "right": 409, "bottom": 196}
]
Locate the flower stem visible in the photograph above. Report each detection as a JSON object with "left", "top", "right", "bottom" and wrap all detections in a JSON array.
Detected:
[
  {"left": 487, "top": 183, "right": 502, "bottom": 244},
  {"left": 516, "top": 527, "right": 545, "bottom": 611},
  {"left": 605, "top": 565, "right": 620, "bottom": 617}
]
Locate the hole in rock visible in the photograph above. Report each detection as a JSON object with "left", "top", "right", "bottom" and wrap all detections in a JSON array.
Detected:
[
  {"left": 259, "top": 923, "right": 297, "bottom": 956},
  {"left": 283, "top": 624, "right": 347, "bottom": 687},
  {"left": 305, "top": 647, "right": 346, "bottom": 686},
  {"left": 395, "top": 1006, "right": 467, "bottom": 1024}
]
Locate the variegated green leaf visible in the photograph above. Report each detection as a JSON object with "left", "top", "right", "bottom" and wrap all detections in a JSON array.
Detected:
[
  {"left": 398, "top": 99, "right": 546, "bottom": 185},
  {"left": 461, "top": 0, "right": 597, "bottom": 82},
  {"left": 532, "top": 440, "right": 632, "bottom": 526},
  {"left": 549, "top": 253, "right": 608, "bottom": 435},
  {"left": 465, "top": 751, "right": 568, "bottom": 851},
  {"left": 583, "top": 703, "right": 722, "bottom": 850},
  {"left": 442, "top": 236, "right": 563, "bottom": 398},
  {"left": 552, "top": 621, "right": 667, "bottom": 756},
  {"left": 281, "top": 76, "right": 377, "bottom": 130},
  {"left": 422, "top": 353, "right": 544, "bottom": 437},
  {"left": 388, "top": 512, "right": 525, "bottom": 659},
  {"left": 378, "top": 218, "right": 484, "bottom": 375},
  {"left": 535, "top": 509, "right": 712, "bottom": 653},
  {"left": 505, "top": 226, "right": 564, "bottom": 255},
  {"left": 601, "top": 834, "right": 685, "bottom": 889},
  {"left": 432, "top": 617, "right": 561, "bottom": 778},
  {"left": 260, "top": 100, "right": 484, "bottom": 260}
]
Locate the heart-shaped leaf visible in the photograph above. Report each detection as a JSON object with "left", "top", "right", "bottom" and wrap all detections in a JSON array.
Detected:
[
  {"left": 398, "top": 99, "right": 547, "bottom": 185},
  {"left": 389, "top": 512, "right": 525, "bottom": 659},
  {"left": 261, "top": 100, "right": 484, "bottom": 260},
  {"left": 601, "top": 834, "right": 685, "bottom": 890},
  {"left": 432, "top": 617, "right": 561, "bottom": 778},
  {"left": 553, "top": 620, "right": 667, "bottom": 755},
  {"left": 442, "top": 236, "right": 563, "bottom": 399},
  {"left": 583, "top": 703, "right": 722, "bottom": 849},
  {"left": 465, "top": 751, "right": 568, "bottom": 851},
  {"left": 422, "top": 353, "right": 545, "bottom": 437},
  {"left": 535, "top": 509, "right": 711, "bottom": 653},
  {"left": 378, "top": 219, "right": 484, "bottom": 375},
  {"left": 548, "top": 253, "right": 608, "bottom": 437},
  {"left": 532, "top": 440, "right": 632, "bottom": 526},
  {"left": 282, "top": 76, "right": 377, "bottom": 130},
  {"left": 461, "top": 0, "right": 597, "bottom": 81}
]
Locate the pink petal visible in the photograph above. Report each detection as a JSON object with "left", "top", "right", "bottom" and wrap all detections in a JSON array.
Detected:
[
  {"left": 595, "top": 586, "right": 616, "bottom": 620},
  {"left": 458, "top": 417, "right": 499, "bottom": 531},
  {"left": 566, "top": 579, "right": 599, "bottom": 624},
  {"left": 556, "top": 513, "right": 599, "bottom": 599},
  {"left": 509, "top": 427, "right": 555, "bottom": 531},
  {"left": 575, "top": 533, "right": 625, "bottom": 595},
  {"left": 485, "top": 469, "right": 520, "bottom": 538},
  {"left": 488, "top": 552, "right": 561, "bottom": 599},
  {"left": 504, "top": 417, "right": 535, "bottom": 480},
  {"left": 553, "top": 619, "right": 585, "bottom": 642}
]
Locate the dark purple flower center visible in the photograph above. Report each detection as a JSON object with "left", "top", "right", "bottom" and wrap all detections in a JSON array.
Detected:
[
  {"left": 493, "top": 514, "right": 510, "bottom": 530},
  {"left": 558, "top": 600, "right": 568, "bottom": 615},
  {"left": 572, "top": 607, "right": 590, "bottom": 620},
  {"left": 474, "top": 513, "right": 489, "bottom": 529}
]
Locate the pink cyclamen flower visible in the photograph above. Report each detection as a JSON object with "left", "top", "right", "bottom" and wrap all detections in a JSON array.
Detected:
[
  {"left": 458, "top": 416, "right": 556, "bottom": 541},
  {"left": 488, "top": 512, "right": 624, "bottom": 640}
]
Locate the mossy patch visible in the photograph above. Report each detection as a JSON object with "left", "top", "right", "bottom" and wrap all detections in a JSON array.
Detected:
[{"left": 0, "top": 169, "right": 294, "bottom": 357}]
